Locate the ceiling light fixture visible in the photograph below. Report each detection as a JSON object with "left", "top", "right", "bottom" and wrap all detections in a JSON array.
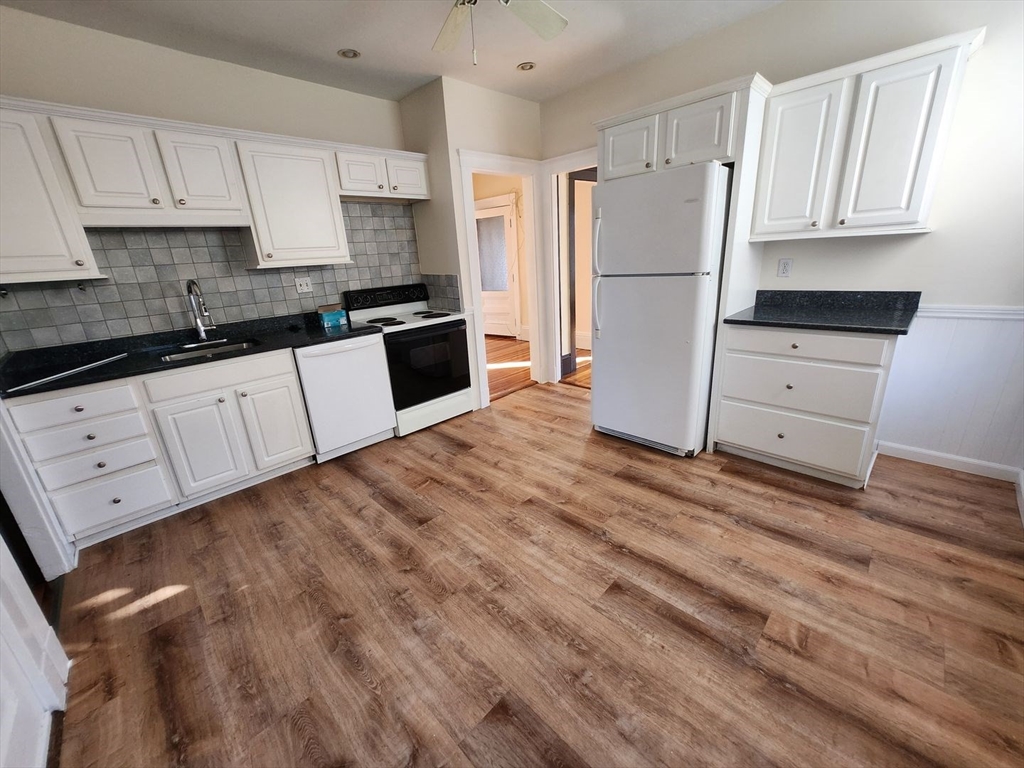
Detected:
[
  {"left": 517, "top": 61, "right": 536, "bottom": 71},
  {"left": 337, "top": 48, "right": 361, "bottom": 59}
]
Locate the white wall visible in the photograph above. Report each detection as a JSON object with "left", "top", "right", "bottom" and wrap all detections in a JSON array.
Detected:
[
  {"left": 0, "top": 6, "right": 404, "bottom": 149},
  {"left": 540, "top": 0, "right": 1024, "bottom": 308}
]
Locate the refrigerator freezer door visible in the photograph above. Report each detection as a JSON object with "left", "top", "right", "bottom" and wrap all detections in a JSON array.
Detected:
[
  {"left": 591, "top": 275, "right": 714, "bottom": 454},
  {"left": 592, "top": 162, "right": 726, "bottom": 276}
]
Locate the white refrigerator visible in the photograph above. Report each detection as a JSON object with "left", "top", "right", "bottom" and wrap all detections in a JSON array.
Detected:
[{"left": 591, "top": 161, "right": 729, "bottom": 456}]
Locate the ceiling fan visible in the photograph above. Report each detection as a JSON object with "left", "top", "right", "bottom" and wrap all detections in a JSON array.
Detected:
[{"left": 433, "top": 0, "right": 568, "bottom": 62}]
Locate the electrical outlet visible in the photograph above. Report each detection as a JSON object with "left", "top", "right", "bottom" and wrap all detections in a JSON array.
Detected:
[
  {"left": 295, "top": 277, "right": 313, "bottom": 293},
  {"left": 777, "top": 258, "right": 793, "bottom": 278}
]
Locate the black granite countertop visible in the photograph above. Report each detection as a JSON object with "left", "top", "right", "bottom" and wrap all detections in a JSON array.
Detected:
[
  {"left": 0, "top": 313, "right": 382, "bottom": 398},
  {"left": 723, "top": 290, "right": 921, "bottom": 335}
]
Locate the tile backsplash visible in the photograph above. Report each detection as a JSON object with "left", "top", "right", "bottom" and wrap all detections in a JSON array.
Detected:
[
  {"left": 0, "top": 202, "right": 423, "bottom": 357},
  {"left": 422, "top": 274, "right": 462, "bottom": 312}
]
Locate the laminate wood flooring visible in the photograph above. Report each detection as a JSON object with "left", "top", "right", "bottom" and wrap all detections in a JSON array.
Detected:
[
  {"left": 58, "top": 384, "right": 1024, "bottom": 768},
  {"left": 561, "top": 348, "right": 591, "bottom": 389},
  {"left": 485, "top": 335, "right": 534, "bottom": 401}
]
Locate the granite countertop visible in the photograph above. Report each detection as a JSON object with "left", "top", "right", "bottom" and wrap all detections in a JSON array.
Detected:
[
  {"left": 0, "top": 312, "right": 382, "bottom": 398},
  {"left": 723, "top": 290, "right": 921, "bottom": 335}
]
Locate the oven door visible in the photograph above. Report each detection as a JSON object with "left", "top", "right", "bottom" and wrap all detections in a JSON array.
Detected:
[{"left": 384, "top": 320, "right": 471, "bottom": 411}]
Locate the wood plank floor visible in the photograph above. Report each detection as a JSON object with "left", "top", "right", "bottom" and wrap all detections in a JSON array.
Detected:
[
  {"left": 58, "top": 384, "right": 1024, "bottom": 768},
  {"left": 485, "top": 335, "right": 534, "bottom": 401},
  {"left": 561, "top": 348, "right": 591, "bottom": 389}
]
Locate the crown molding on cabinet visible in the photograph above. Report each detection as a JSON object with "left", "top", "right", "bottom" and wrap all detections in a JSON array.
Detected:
[
  {"left": 0, "top": 95, "right": 427, "bottom": 163},
  {"left": 593, "top": 73, "right": 772, "bottom": 132}
]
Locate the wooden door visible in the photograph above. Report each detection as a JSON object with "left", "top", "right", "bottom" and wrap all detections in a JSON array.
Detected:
[
  {"left": 153, "top": 393, "right": 249, "bottom": 497},
  {"left": 385, "top": 157, "right": 429, "bottom": 196},
  {"left": 337, "top": 152, "right": 388, "bottom": 194},
  {"left": 51, "top": 116, "right": 165, "bottom": 208},
  {"left": 154, "top": 129, "right": 244, "bottom": 211},
  {"left": 235, "top": 376, "right": 313, "bottom": 470},
  {"left": 751, "top": 81, "right": 848, "bottom": 236},
  {"left": 475, "top": 205, "right": 520, "bottom": 337},
  {"left": 601, "top": 115, "right": 659, "bottom": 180},
  {"left": 834, "top": 47, "right": 960, "bottom": 229},
  {"left": 0, "top": 110, "right": 97, "bottom": 282},
  {"left": 662, "top": 92, "right": 736, "bottom": 167}
]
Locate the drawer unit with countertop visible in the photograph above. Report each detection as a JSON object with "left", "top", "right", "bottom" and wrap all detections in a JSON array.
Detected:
[{"left": 711, "top": 290, "right": 919, "bottom": 488}]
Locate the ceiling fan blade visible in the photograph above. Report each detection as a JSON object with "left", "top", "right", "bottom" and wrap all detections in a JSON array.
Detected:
[
  {"left": 433, "top": 2, "right": 471, "bottom": 53},
  {"left": 502, "top": 0, "right": 568, "bottom": 41}
]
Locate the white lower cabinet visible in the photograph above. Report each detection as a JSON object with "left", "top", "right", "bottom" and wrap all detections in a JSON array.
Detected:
[
  {"left": 714, "top": 326, "right": 897, "bottom": 488},
  {"left": 235, "top": 376, "right": 313, "bottom": 470}
]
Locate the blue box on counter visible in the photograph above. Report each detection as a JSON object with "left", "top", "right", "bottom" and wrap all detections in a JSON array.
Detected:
[{"left": 317, "top": 304, "right": 348, "bottom": 329}]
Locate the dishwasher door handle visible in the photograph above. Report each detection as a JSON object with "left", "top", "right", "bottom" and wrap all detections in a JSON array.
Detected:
[{"left": 297, "top": 336, "right": 381, "bottom": 358}]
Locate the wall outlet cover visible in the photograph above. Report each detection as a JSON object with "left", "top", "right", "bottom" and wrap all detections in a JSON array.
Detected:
[
  {"left": 295, "top": 277, "right": 313, "bottom": 293},
  {"left": 777, "top": 258, "right": 793, "bottom": 278}
]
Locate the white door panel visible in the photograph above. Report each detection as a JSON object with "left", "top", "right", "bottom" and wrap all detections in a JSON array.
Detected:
[
  {"left": 662, "top": 92, "right": 736, "bottom": 166},
  {"left": 155, "top": 130, "right": 244, "bottom": 211},
  {"left": 385, "top": 158, "right": 428, "bottom": 196},
  {"left": 235, "top": 377, "right": 313, "bottom": 470},
  {"left": 476, "top": 205, "right": 520, "bottom": 337},
  {"left": 602, "top": 115, "right": 659, "bottom": 180},
  {"left": 337, "top": 152, "right": 388, "bottom": 194}
]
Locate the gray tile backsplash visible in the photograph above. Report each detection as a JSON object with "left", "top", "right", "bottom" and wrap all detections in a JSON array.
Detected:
[
  {"left": 0, "top": 203, "right": 421, "bottom": 354},
  {"left": 422, "top": 274, "right": 462, "bottom": 312}
]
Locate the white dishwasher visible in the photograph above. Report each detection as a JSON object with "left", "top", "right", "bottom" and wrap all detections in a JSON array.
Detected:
[{"left": 294, "top": 334, "right": 397, "bottom": 462}]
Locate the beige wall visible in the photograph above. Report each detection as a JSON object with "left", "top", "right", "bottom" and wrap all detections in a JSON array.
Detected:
[
  {"left": 540, "top": 0, "right": 1024, "bottom": 306},
  {"left": 0, "top": 6, "right": 404, "bottom": 148},
  {"left": 473, "top": 173, "right": 530, "bottom": 332}
]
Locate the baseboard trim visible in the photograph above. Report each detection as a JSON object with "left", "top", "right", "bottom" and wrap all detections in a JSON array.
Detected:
[{"left": 876, "top": 441, "right": 1021, "bottom": 482}]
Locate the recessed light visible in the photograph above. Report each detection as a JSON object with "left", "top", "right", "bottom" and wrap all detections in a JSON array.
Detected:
[
  {"left": 516, "top": 61, "right": 536, "bottom": 71},
  {"left": 337, "top": 49, "right": 361, "bottom": 59}
]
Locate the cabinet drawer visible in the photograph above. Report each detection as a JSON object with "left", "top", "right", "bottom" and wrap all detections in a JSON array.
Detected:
[
  {"left": 727, "top": 327, "right": 888, "bottom": 366},
  {"left": 23, "top": 411, "right": 147, "bottom": 462},
  {"left": 50, "top": 464, "right": 173, "bottom": 537},
  {"left": 8, "top": 384, "right": 136, "bottom": 432},
  {"left": 36, "top": 437, "right": 156, "bottom": 492},
  {"left": 722, "top": 353, "right": 881, "bottom": 422},
  {"left": 717, "top": 400, "right": 869, "bottom": 477}
]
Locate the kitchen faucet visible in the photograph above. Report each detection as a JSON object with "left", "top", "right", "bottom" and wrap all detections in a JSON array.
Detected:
[{"left": 184, "top": 279, "right": 217, "bottom": 341}]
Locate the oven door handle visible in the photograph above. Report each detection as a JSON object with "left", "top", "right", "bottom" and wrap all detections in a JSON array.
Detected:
[
  {"left": 297, "top": 336, "right": 381, "bottom": 357},
  {"left": 385, "top": 320, "right": 467, "bottom": 343}
]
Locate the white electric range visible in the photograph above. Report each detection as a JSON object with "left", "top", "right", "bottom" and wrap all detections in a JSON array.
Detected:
[{"left": 344, "top": 284, "right": 473, "bottom": 436}]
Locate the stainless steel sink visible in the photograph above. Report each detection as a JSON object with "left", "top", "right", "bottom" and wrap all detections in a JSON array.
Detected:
[{"left": 160, "top": 341, "right": 258, "bottom": 362}]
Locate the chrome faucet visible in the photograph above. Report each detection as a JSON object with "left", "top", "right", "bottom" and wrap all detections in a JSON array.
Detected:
[{"left": 184, "top": 279, "right": 217, "bottom": 341}]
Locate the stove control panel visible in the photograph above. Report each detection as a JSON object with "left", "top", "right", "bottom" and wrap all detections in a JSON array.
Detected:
[{"left": 343, "top": 283, "right": 429, "bottom": 310}]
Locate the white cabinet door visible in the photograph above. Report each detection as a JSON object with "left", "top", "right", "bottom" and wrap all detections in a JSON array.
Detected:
[
  {"left": 337, "top": 152, "right": 388, "bottom": 194},
  {"left": 237, "top": 141, "right": 350, "bottom": 266},
  {"left": 155, "top": 129, "right": 244, "bottom": 211},
  {"left": 602, "top": 115, "right": 659, "bottom": 180},
  {"left": 154, "top": 393, "right": 249, "bottom": 497},
  {"left": 751, "top": 81, "right": 847, "bottom": 236},
  {"left": 385, "top": 157, "right": 429, "bottom": 197},
  {"left": 51, "top": 116, "right": 165, "bottom": 209},
  {"left": 0, "top": 110, "right": 98, "bottom": 283},
  {"left": 834, "top": 48, "right": 960, "bottom": 229},
  {"left": 662, "top": 93, "right": 736, "bottom": 167},
  {"left": 235, "top": 376, "right": 313, "bottom": 470}
]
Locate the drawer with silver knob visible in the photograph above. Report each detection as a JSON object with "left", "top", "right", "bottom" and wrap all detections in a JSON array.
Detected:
[
  {"left": 35, "top": 437, "right": 157, "bottom": 492},
  {"left": 22, "top": 411, "right": 147, "bottom": 462},
  {"left": 8, "top": 384, "right": 136, "bottom": 432},
  {"left": 726, "top": 326, "right": 888, "bottom": 366},
  {"left": 49, "top": 464, "right": 174, "bottom": 538}
]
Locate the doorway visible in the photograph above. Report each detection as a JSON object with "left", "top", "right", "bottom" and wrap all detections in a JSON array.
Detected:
[
  {"left": 472, "top": 172, "right": 534, "bottom": 401},
  {"left": 558, "top": 167, "right": 597, "bottom": 389}
]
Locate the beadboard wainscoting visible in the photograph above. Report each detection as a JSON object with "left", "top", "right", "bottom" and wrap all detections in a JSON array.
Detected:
[{"left": 877, "top": 306, "right": 1024, "bottom": 491}]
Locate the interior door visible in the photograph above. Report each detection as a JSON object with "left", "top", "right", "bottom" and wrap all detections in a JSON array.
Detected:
[
  {"left": 154, "top": 129, "right": 244, "bottom": 210},
  {"left": 235, "top": 376, "right": 313, "bottom": 470},
  {"left": 475, "top": 205, "right": 520, "bottom": 337}
]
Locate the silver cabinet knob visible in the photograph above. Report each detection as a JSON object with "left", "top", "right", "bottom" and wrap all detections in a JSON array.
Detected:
[
  {"left": 777, "top": 433, "right": 785, "bottom": 439},
  {"left": 112, "top": 497, "right": 121, "bottom": 504},
  {"left": 266, "top": 253, "right": 273, "bottom": 259},
  {"left": 218, "top": 397, "right": 225, "bottom": 403},
  {"left": 178, "top": 198, "right": 187, "bottom": 205},
  {"left": 644, "top": 162, "right": 652, "bottom": 169},
  {"left": 392, "top": 185, "right": 398, "bottom": 191},
  {"left": 74, "top": 405, "right": 85, "bottom": 412},
  {"left": 810, "top": 220, "right": 818, "bottom": 228},
  {"left": 240, "top": 391, "right": 248, "bottom": 397},
  {"left": 97, "top": 461, "right": 107, "bottom": 468},
  {"left": 74, "top": 260, "right": 85, "bottom": 266},
  {"left": 785, "top": 384, "right": 794, "bottom": 390},
  {"left": 378, "top": 184, "right": 384, "bottom": 189},
  {"left": 839, "top": 218, "right": 847, "bottom": 225},
  {"left": 665, "top": 158, "right": 672, "bottom": 165},
  {"left": 791, "top": 343, "right": 799, "bottom": 349},
  {"left": 86, "top": 433, "right": 96, "bottom": 440},
  {"left": 151, "top": 198, "right": 160, "bottom": 205}
]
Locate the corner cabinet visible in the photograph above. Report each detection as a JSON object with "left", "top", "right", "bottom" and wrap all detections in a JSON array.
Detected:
[
  {"left": 237, "top": 141, "right": 351, "bottom": 268},
  {"left": 0, "top": 110, "right": 101, "bottom": 284},
  {"left": 337, "top": 152, "right": 429, "bottom": 199},
  {"left": 751, "top": 31, "right": 980, "bottom": 240}
]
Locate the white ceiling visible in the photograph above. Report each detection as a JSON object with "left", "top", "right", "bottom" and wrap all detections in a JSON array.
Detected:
[{"left": 2, "top": 0, "right": 780, "bottom": 102}]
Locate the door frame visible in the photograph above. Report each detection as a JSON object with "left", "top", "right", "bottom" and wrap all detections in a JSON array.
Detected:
[
  {"left": 562, "top": 167, "right": 598, "bottom": 377},
  {"left": 474, "top": 197, "right": 522, "bottom": 338}
]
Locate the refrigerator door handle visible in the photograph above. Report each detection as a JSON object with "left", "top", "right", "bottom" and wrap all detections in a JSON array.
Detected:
[
  {"left": 593, "top": 276, "right": 602, "bottom": 339},
  {"left": 593, "top": 209, "right": 603, "bottom": 276}
]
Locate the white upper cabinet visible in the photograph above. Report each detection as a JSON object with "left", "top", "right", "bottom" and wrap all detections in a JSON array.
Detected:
[
  {"left": 385, "top": 157, "right": 428, "bottom": 197},
  {"left": 52, "top": 117, "right": 165, "bottom": 209},
  {"left": 154, "top": 129, "right": 245, "bottom": 211},
  {"left": 834, "top": 48, "right": 960, "bottom": 230},
  {"left": 0, "top": 110, "right": 100, "bottom": 283},
  {"left": 751, "top": 81, "right": 848, "bottom": 237},
  {"left": 337, "top": 151, "right": 389, "bottom": 194},
  {"left": 234, "top": 376, "right": 312, "bottom": 471},
  {"left": 602, "top": 115, "right": 660, "bottom": 180},
  {"left": 237, "top": 141, "right": 350, "bottom": 268},
  {"left": 750, "top": 30, "right": 979, "bottom": 240},
  {"left": 662, "top": 92, "right": 737, "bottom": 168}
]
